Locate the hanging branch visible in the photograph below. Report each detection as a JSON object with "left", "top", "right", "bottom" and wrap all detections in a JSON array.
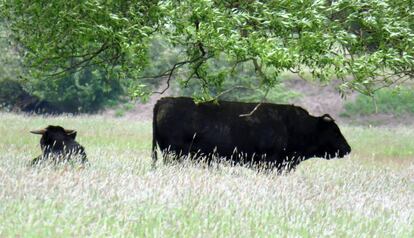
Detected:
[{"left": 43, "top": 42, "right": 110, "bottom": 77}]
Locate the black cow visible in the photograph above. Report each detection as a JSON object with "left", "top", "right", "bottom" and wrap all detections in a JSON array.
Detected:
[
  {"left": 152, "top": 97, "right": 351, "bottom": 172},
  {"left": 30, "top": 125, "right": 87, "bottom": 165}
]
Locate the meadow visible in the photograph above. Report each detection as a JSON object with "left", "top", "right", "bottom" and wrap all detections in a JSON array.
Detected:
[{"left": 0, "top": 113, "right": 413, "bottom": 237}]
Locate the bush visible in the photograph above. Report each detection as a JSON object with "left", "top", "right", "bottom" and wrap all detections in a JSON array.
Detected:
[
  {"left": 29, "top": 67, "right": 126, "bottom": 113},
  {"left": 0, "top": 79, "right": 55, "bottom": 113},
  {"left": 343, "top": 87, "right": 414, "bottom": 116},
  {"left": 1, "top": 23, "right": 126, "bottom": 113},
  {"left": 0, "top": 68, "right": 126, "bottom": 114}
]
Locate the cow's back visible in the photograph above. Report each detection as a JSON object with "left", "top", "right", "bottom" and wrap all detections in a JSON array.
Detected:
[{"left": 153, "top": 97, "right": 292, "bottom": 162}]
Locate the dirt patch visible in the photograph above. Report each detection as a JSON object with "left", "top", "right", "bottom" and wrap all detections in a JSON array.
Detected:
[
  {"left": 103, "top": 86, "right": 174, "bottom": 121},
  {"left": 283, "top": 79, "right": 355, "bottom": 119}
]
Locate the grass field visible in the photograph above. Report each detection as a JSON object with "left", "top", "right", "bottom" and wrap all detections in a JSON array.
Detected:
[{"left": 0, "top": 113, "right": 413, "bottom": 237}]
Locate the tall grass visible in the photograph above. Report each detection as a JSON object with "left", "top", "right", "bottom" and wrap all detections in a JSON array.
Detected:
[{"left": 0, "top": 113, "right": 413, "bottom": 237}]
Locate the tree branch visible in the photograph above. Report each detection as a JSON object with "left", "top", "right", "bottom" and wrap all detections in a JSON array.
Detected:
[
  {"left": 151, "top": 60, "right": 191, "bottom": 94},
  {"left": 239, "top": 103, "right": 262, "bottom": 117},
  {"left": 239, "top": 86, "right": 270, "bottom": 117},
  {"left": 44, "top": 42, "right": 110, "bottom": 77},
  {"left": 212, "top": 85, "right": 254, "bottom": 100},
  {"left": 150, "top": 54, "right": 213, "bottom": 94}
]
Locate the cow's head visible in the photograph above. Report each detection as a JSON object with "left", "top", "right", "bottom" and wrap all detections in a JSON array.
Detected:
[
  {"left": 310, "top": 114, "right": 351, "bottom": 159},
  {"left": 31, "top": 125, "right": 77, "bottom": 153}
]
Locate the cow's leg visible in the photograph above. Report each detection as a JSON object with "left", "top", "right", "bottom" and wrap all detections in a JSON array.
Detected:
[
  {"left": 273, "top": 156, "right": 301, "bottom": 174},
  {"left": 151, "top": 143, "right": 158, "bottom": 170},
  {"left": 30, "top": 155, "right": 43, "bottom": 166},
  {"left": 261, "top": 153, "right": 291, "bottom": 174},
  {"left": 151, "top": 118, "right": 161, "bottom": 169},
  {"left": 160, "top": 146, "right": 182, "bottom": 166},
  {"left": 285, "top": 157, "right": 302, "bottom": 172},
  {"left": 78, "top": 147, "right": 89, "bottom": 165},
  {"left": 162, "top": 150, "right": 175, "bottom": 165}
]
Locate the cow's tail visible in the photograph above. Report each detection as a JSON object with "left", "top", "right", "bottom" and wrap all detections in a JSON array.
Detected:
[{"left": 151, "top": 101, "right": 159, "bottom": 170}]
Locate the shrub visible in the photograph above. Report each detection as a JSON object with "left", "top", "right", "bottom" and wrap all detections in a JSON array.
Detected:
[
  {"left": 28, "top": 67, "right": 126, "bottom": 113},
  {"left": 1, "top": 23, "right": 126, "bottom": 113},
  {"left": 0, "top": 68, "right": 126, "bottom": 114},
  {"left": 343, "top": 87, "right": 414, "bottom": 116}
]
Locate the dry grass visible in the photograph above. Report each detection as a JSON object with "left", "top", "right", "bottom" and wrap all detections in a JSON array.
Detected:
[{"left": 0, "top": 113, "right": 413, "bottom": 237}]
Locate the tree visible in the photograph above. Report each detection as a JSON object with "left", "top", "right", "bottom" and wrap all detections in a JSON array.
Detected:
[{"left": 1, "top": 0, "right": 413, "bottom": 101}]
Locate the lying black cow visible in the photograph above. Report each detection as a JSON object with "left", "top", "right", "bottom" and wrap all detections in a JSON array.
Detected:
[
  {"left": 30, "top": 125, "right": 87, "bottom": 165},
  {"left": 152, "top": 97, "right": 351, "bottom": 171}
]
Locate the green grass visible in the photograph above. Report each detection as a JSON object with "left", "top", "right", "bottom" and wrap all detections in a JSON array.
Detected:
[
  {"left": 0, "top": 113, "right": 413, "bottom": 237},
  {"left": 343, "top": 87, "right": 414, "bottom": 116}
]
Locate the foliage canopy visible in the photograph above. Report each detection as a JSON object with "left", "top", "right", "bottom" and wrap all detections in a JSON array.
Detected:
[{"left": 1, "top": 0, "right": 413, "bottom": 100}]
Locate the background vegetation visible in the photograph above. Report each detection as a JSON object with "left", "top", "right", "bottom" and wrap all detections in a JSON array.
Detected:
[
  {"left": 0, "top": 28, "right": 301, "bottom": 113},
  {"left": 343, "top": 86, "right": 414, "bottom": 116},
  {"left": 0, "top": 23, "right": 127, "bottom": 113},
  {"left": 1, "top": 0, "right": 413, "bottom": 106},
  {"left": 3, "top": 27, "right": 412, "bottom": 117}
]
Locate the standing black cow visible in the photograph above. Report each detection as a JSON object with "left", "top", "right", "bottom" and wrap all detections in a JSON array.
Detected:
[
  {"left": 152, "top": 97, "right": 351, "bottom": 171},
  {"left": 30, "top": 125, "right": 87, "bottom": 165}
]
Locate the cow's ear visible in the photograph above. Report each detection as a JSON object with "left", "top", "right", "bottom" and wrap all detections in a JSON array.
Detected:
[
  {"left": 66, "top": 130, "right": 77, "bottom": 139},
  {"left": 30, "top": 129, "right": 46, "bottom": 135},
  {"left": 321, "top": 114, "right": 334, "bottom": 122}
]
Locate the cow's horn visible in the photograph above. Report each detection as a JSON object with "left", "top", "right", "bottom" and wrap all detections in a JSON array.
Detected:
[
  {"left": 322, "top": 114, "right": 333, "bottom": 122},
  {"left": 30, "top": 129, "right": 46, "bottom": 135},
  {"left": 64, "top": 129, "right": 76, "bottom": 135}
]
